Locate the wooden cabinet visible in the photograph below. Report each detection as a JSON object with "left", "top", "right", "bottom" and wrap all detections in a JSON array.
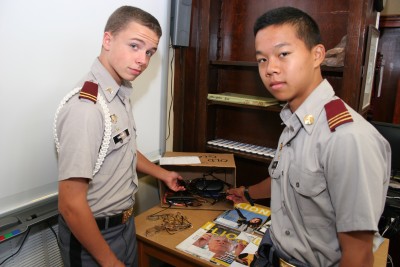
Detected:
[
  {"left": 369, "top": 15, "right": 400, "bottom": 123},
  {"left": 172, "top": 0, "right": 378, "bottom": 189}
]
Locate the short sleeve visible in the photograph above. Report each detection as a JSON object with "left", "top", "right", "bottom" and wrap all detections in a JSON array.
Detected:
[
  {"left": 324, "top": 127, "right": 390, "bottom": 232},
  {"left": 57, "top": 101, "right": 104, "bottom": 180}
]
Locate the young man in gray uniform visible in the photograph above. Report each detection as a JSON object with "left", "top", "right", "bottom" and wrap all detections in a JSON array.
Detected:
[
  {"left": 54, "top": 6, "right": 185, "bottom": 267},
  {"left": 226, "top": 7, "right": 391, "bottom": 267}
]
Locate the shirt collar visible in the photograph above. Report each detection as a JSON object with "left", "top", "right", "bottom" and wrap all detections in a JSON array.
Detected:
[
  {"left": 90, "top": 58, "right": 133, "bottom": 103},
  {"left": 280, "top": 79, "right": 335, "bottom": 135}
]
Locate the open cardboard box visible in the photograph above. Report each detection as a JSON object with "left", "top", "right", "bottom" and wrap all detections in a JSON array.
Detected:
[{"left": 158, "top": 152, "right": 236, "bottom": 210}]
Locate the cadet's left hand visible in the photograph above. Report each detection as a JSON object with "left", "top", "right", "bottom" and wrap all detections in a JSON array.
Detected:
[
  {"left": 164, "top": 171, "right": 186, "bottom": 192},
  {"left": 226, "top": 187, "right": 247, "bottom": 203}
]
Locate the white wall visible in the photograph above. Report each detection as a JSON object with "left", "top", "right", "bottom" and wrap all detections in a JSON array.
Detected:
[
  {"left": 0, "top": 0, "right": 170, "bottom": 217},
  {"left": 381, "top": 0, "right": 400, "bottom": 15}
]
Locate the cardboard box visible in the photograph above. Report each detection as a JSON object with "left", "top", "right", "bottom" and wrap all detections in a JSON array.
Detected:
[{"left": 159, "top": 152, "right": 236, "bottom": 210}]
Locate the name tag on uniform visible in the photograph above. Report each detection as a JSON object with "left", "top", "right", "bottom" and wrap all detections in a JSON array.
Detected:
[
  {"left": 113, "top": 129, "right": 130, "bottom": 144},
  {"left": 271, "top": 161, "right": 278, "bottom": 169}
]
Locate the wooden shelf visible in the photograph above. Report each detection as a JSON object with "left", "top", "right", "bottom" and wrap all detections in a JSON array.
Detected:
[
  {"left": 380, "top": 15, "right": 400, "bottom": 28},
  {"left": 321, "top": 65, "right": 344, "bottom": 77},
  {"left": 173, "top": 0, "right": 373, "bottom": 188},
  {"left": 207, "top": 100, "right": 282, "bottom": 112},
  {"left": 210, "top": 60, "right": 257, "bottom": 67},
  {"left": 206, "top": 145, "right": 272, "bottom": 164},
  {"left": 210, "top": 60, "right": 344, "bottom": 75}
]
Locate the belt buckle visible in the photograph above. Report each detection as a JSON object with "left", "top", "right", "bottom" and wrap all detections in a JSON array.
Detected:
[
  {"left": 279, "top": 258, "right": 296, "bottom": 267},
  {"left": 122, "top": 206, "right": 133, "bottom": 224}
]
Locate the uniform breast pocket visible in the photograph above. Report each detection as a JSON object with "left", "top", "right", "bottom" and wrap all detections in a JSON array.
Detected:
[
  {"left": 96, "top": 128, "right": 133, "bottom": 176},
  {"left": 109, "top": 128, "right": 132, "bottom": 152},
  {"left": 288, "top": 165, "right": 333, "bottom": 228},
  {"left": 269, "top": 160, "right": 282, "bottom": 180}
]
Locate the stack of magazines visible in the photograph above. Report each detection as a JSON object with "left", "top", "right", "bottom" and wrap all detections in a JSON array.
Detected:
[{"left": 176, "top": 203, "right": 271, "bottom": 266}]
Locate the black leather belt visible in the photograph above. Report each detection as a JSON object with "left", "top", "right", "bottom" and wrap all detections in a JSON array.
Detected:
[
  {"left": 95, "top": 206, "right": 134, "bottom": 230},
  {"left": 258, "top": 243, "right": 297, "bottom": 267}
]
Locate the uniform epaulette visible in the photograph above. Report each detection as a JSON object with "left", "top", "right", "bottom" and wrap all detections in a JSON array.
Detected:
[
  {"left": 324, "top": 99, "right": 353, "bottom": 132},
  {"left": 79, "top": 81, "right": 98, "bottom": 104}
]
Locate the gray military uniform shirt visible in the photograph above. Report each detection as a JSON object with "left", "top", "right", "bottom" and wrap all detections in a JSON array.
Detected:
[
  {"left": 268, "top": 79, "right": 391, "bottom": 266},
  {"left": 56, "top": 58, "right": 138, "bottom": 217}
]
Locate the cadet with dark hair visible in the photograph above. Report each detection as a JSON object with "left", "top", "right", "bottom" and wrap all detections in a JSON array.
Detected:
[
  {"left": 55, "top": 6, "right": 184, "bottom": 267},
  {"left": 227, "top": 6, "right": 391, "bottom": 267}
]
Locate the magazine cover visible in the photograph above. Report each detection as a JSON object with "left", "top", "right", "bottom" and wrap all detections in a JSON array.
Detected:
[
  {"left": 254, "top": 215, "right": 272, "bottom": 236},
  {"left": 231, "top": 235, "right": 261, "bottom": 267},
  {"left": 214, "top": 203, "right": 271, "bottom": 234},
  {"left": 176, "top": 221, "right": 259, "bottom": 266}
]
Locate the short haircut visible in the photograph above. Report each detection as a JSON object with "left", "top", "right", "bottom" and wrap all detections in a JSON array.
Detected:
[
  {"left": 105, "top": 6, "right": 162, "bottom": 38},
  {"left": 253, "top": 6, "right": 321, "bottom": 50}
]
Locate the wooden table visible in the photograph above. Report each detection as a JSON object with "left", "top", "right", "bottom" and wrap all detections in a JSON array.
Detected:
[{"left": 135, "top": 205, "right": 389, "bottom": 267}]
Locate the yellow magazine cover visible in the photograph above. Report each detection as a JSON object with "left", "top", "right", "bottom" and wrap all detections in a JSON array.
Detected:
[
  {"left": 176, "top": 221, "right": 261, "bottom": 266},
  {"left": 214, "top": 203, "right": 271, "bottom": 234}
]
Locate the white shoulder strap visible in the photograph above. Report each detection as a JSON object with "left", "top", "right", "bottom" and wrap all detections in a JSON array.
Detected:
[{"left": 53, "top": 87, "right": 111, "bottom": 176}]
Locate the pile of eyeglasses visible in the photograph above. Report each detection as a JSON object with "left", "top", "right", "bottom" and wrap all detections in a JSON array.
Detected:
[{"left": 145, "top": 212, "right": 192, "bottom": 237}]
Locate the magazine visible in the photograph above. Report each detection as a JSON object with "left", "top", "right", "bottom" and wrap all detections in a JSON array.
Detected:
[
  {"left": 254, "top": 215, "right": 272, "bottom": 236},
  {"left": 176, "top": 221, "right": 261, "bottom": 266},
  {"left": 230, "top": 236, "right": 261, "bottom": 267},
  {"left": 214, "top": 203, "right": 271, "bottom": 234}
]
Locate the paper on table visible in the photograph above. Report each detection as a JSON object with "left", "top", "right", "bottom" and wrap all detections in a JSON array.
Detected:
[{"left": 159, "top": 156, "right": 201, "bottom": 165}]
